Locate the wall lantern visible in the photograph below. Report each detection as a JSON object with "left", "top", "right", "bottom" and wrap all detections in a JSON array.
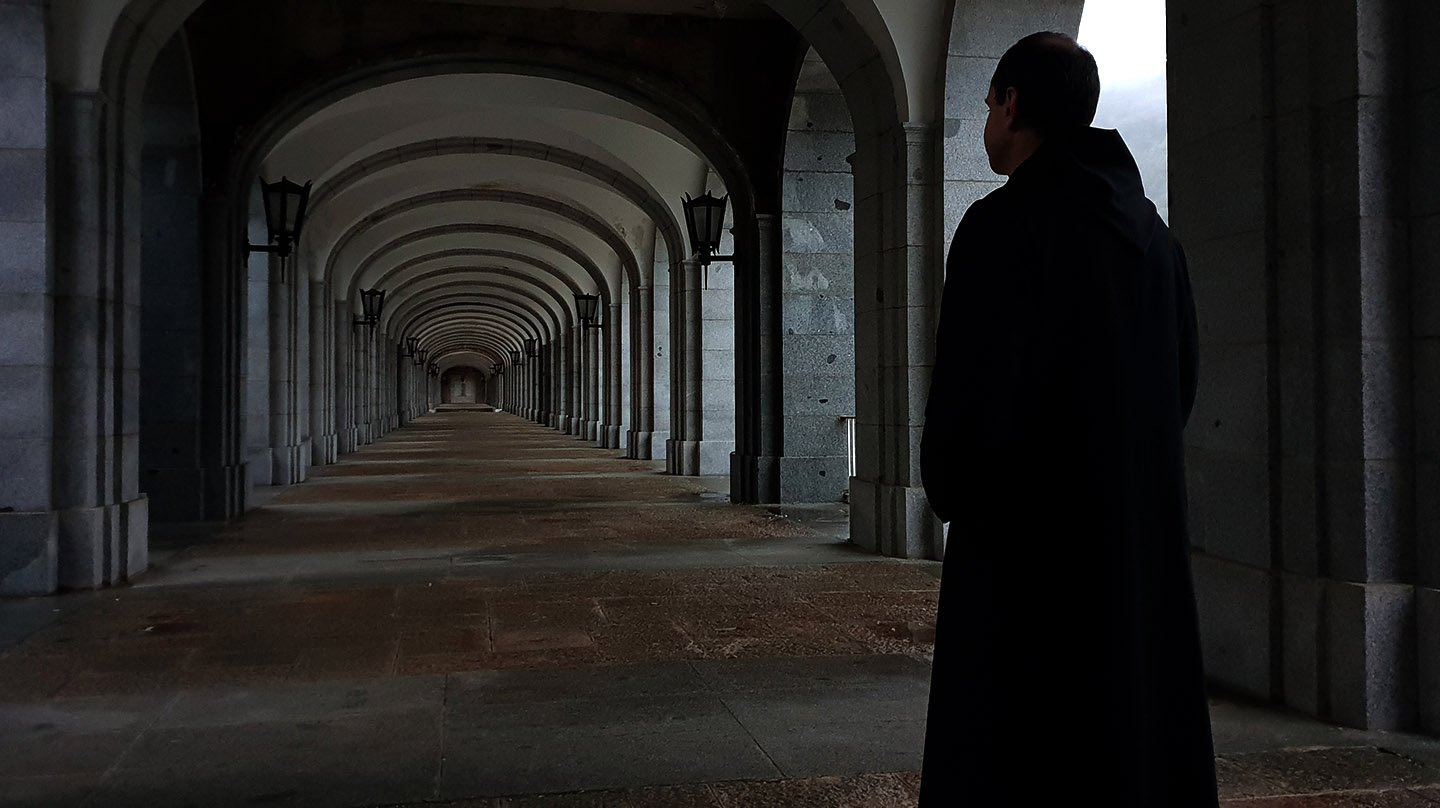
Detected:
[
  {"left": 354, "top": 288, "right": 386, "bottom": 328},
  {"left": 510, "top": 349, "right": 523, "bottom": 366},
  {"left": 682, "top": 191, "right": 735, "bottom": 288},
  {"left": 427, "top": 362, "right": 439, "bottom": 377},
  {"left": 525, "top": 338, "right": 538, "bottom": 358},
  {"left": 575, "top": 293, "right": 602, "bottom": 329},
  {"left": 414, "top": 348, "right": 428, "bottom": 367},
  {"left": 246, "top": 176, "right": 312, "bottom": 279},
  {"left": 405, "top": 337, "right": 419, "bottom": 356},
  {"left": 495, "top": 362, "right": 505, "bottom": 376}
]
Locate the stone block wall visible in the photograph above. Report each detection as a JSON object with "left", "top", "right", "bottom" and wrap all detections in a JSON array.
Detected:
[
  {"left": 779, "top": 49, "right": 856, "bottom": 503},
  {"left": 0, "top": 0, "right": 56, "bottom": 594},
  {"left": 1173, "top": 0, "right": 1437, "bottom": 731}
]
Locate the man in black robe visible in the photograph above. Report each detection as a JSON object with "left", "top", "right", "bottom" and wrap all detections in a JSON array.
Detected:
[{"left": 918, "top": 32, "right": 1218, "bottom": 805}]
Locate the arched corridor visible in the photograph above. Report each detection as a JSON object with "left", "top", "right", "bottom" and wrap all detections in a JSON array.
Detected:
[{"left": 5, "top": 0, "right": 1440, "bottom": 801}]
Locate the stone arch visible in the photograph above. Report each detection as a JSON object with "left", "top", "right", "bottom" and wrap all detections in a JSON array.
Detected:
[
  {"left": 325, "top": 188, "right": 638, "bottom": 308},
  {"left": 306, "top": 137, "right": 687, "bottom": 267},
  {"left": 391, "top": 285, "right": 559, "bottom": 344},
  {"left": 379, "top": 270, "right": 575, "bottom": 336}
]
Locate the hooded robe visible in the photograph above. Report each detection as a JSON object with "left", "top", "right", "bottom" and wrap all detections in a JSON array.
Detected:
[{"left": 917, "top": 128, "right": 1218, "bottom": 806}]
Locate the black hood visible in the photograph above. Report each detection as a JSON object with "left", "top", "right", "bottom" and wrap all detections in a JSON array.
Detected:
[{"left": 1010, "top": 127, "right": 1160, "bottom": 253}]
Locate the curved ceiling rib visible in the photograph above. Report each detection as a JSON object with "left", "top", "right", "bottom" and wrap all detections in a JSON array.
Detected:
[{"left": 325, "top": 188, "right": 641, "bottom": 297}]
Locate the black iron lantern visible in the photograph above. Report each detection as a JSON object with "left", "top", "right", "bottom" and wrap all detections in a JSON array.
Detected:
[
  {"left": 575, "top": 293, "right": 601, "bottom": 329},
  {"left": 525, "top": 338, "right": 538, "bottom": 357},
  {"left": 414, "top": 348, "right": 427, "bottom": 367},
  {"left": 247, "top": 177, "right": 312, "bottom": 278},
  {"left": 510, "top": 349, "right": 523, "bottom": 366},
  {"left": 355, "top": 288, "right": 386, "bottom": 328},
  {"left": 682, "top": 191, "right": 734, "bottom": 265},
  {"left": 427, "top": 362, "right": 439, "bottom": 377},
  {"left": 405, "top": 337, "right": 419, "bottom": 356},
  {"left": 495, "top": 362, "right": 505, "bottom": 376}
]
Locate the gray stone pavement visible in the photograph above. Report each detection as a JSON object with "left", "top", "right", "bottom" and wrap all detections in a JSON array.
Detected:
[{"left": 0, "top": 654, "right": 928, "bottom": 808}]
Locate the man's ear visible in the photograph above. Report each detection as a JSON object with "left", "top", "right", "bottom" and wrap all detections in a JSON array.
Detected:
[{"left": 1001, "top": 86, "right": 1020, "bottom": 125}]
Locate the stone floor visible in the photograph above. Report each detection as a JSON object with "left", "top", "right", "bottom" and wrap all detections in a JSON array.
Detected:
[{"left": 2, "top": 411, "right": 1440, "bottom": 806}]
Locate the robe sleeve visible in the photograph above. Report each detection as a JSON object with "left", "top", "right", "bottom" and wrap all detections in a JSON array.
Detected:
[
  {"left": 922, "top": 196, "right": 1024, "bottom": 525},
  {"left": 1175, "top": 242, "right": 1199, "bottom": 427}
]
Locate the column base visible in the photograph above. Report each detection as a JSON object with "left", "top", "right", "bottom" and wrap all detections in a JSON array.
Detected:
[
  {"left": 55, "top": 495, "right": 149, "bottom": 591},
  {"left": 583, "top": 419, "right": 600, "bottom": 441},
  {"left": 599, "top": 424, "right": 622, "bottom": 449},
  {"left": 203, "top": 462, "right": 247, "bottom": 521},
  {"left": 729, "top": 452, "right": 780, "bottom": 504},
  {"left": 626, "top": 430, "right": 654, "bottom": 460},
  {"left": 270, "top": 442, "right": 308, "bottom": 486},
  {"left": 666, "top": 439, "right": 702, "bottom": 476},
  {"left": 848, "top": 477, "right": 938, "bottom": 559}
]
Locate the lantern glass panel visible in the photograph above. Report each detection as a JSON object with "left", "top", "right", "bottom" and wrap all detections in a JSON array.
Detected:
[
  {"left": 510, "top": 350, "right": 521, "bottom": 365},
  {"left": 575, "top": 294, "right": 599, "bottom": 323},
  {"left": 525, "top": 338, "right": 537, "bottom": 356},
  {"left": 360, "top": 289, "right": 386, "bottom": 322},
  {"left": 703, "top": 193, "right": 728, "bottom": 246}
]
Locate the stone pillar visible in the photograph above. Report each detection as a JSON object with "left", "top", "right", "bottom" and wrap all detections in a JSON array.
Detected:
[
  {"left": 668, "top": 259, "right": 704, "bottom": 475},
  {"left": 335, "top": 302, "right": 355, "bottom": 454},
  {"left": 732, "top": 213, "right": 783, "bottom": 503},
  {"left": 0, "top": 0, "right": 57, "bottom": 594},
  {"left": 629, "top": 283, "right": 655, "bottom": 459},
  {"left": 267, "top": 260, "right": 301, "bottom": 485},
  {"left": 604, "top": 302, "right": 623, "bottom": 449},
  {"left": 586, "top": 322, "right": 601, "bottom": 441},
  {"left": 199, "top": 193, "right": 247, "bottom": 521},
  {"left": 48, "top": 87, "right": 151, "bottom": 591},
  {"left": 651, "top": 255, "right": 671, "bottom": 462},
  {"left": 310, "top": 281, "right": 335, "bottom": 464},
  {"left": 850, "top": 124, "right": 942, "bottom": 560},
  {"left": 1172, "top": 0, "right": 1424, "bottom": 731}
]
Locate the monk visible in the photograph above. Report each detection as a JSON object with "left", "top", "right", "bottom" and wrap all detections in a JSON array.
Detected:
[{"left": 918, "top": 32, "right": 1219, "bottom": 806}]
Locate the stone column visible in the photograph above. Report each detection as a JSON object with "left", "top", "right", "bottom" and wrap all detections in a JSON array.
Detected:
[
  {"left": 566, "top": 328, "right": 581, "bottom": 434},
  {"left": 849, "top": 124, "right": 943, "bottom": 560},
  {"left": 604, "top": 302, "right": 623, "bottom": 448},
  {"left": 267, "top": 259, "right": 300, "bottom": 485},
  {"left": 335, "top": 302, "right": 355, "bottom": 454},
  {"left": 586, "top": 322, "right": 601, "bottom": 441},
  {"left": 1172, "top": 0, "right": 1427, "bottom": 731},
  {"left": 668, "top": 259, "right": 704, "bottom": 475},
  {"left": 731, "top": 213, "right": 783, "bottom": 503},
  {"left": 199, "top": 193, "right": 247, "bottom": 521},
  {"left": 49, "top": 88, "right": 150, "bottom": 591},
  {"left": 310, "top": 281, "right": 334, "bottom": 464},
  {"left": 0, "top": 0, "right": 57, "bottom": 594},
  {"left": 630, "top": 283, "right": 655, "bottom": 459}
]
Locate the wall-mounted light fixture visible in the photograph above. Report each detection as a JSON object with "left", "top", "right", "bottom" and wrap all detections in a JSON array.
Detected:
[
  {"left": 525, "top": 338, "right": 538, "bottom": 358},
  {"left": 246, "top": 177, "right": 312, "bottom": 281},
  {"left": 510, "top": 349, "right": 523, "bottom": 367},
  {"left": 406, "top": 336, "right": 419, "bottom": 357},
  {"left": 575, "top": 293, "right": 602, "bottom": 329},
  {"left": 354, "top": 288, "right": 386, "bottom": 329},
  {"left": 682, "top": 191, "right": 734, "bottom": 287},
  {"left": 413, "top": 348, "right": 428, "bottom": 367}
]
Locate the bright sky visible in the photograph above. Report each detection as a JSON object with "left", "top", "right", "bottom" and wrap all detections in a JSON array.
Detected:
[{"left": 1076, "top": 0, "right": 1166, "bottom": 87}]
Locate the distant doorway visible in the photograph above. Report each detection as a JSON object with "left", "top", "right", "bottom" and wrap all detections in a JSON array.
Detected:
[{"left": 442, "top": 367, "right": 482, "bottom": 404}]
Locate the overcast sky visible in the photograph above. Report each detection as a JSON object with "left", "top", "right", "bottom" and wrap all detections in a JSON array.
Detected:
[
  {"left": 1077, "top": 0, "right": 1166, "bottom": 89},
  {"left": 1076, "top": 0, "right": 1169, "bottom": 218}
]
